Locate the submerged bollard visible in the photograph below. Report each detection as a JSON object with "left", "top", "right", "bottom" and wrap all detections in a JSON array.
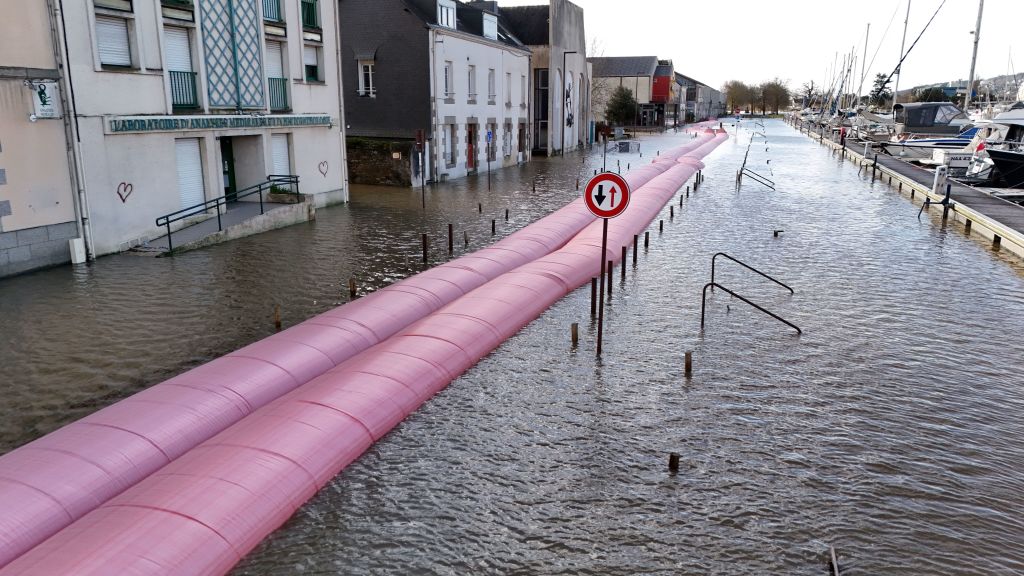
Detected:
[
  {"left": 993, "top": 234, "right": 1002, "bottom": 249},
  {"left": 679, "top": 194, "right": 683, "bottom": 206},
  {"left": 965, "top": 219, "right": 972, "bottom": 232},
  {"left": 644, "top": 231, "right": 650, "bottom": 249},
  {"left": 478, "top": 202, "right": 482, "bottom": 214},
  {"left": 668, "top": 453, "right": 680, "bottom": 473},
  {"left": 632, "top": 234, "right": 638, "bottom": 266},
  {"left": 505, "top": 208, "right": 509, "bottom": 221},
  {"left": 492, "top": 219, "right": 496, "bottom": 236},
  {"left": 576, "top": 178, "right": 580, "bottom": 190},
  {"left": 348, "top": 278, "right": 357, "bottom": 299},
  {"left": 899, "top": 182, "right": 902, "bottom": 193},
  {"left": 591, "top": 277, "right": 597, "bottom": 315},
  {"left": 686, "top": 185, "right": 690, "bottom": 198},
  {"left": 659, "top": 220, "right": 664, "bottom": 233},
  {"left": 571, "top": 323, "right": 579, "bottom": 347},
  {"left": 273, "top": 305, "right": 281, "bottom": 332},
  {"left": 448, "top": 223, "right": 453, "bottom": 253},
  {"left": 621, "top": 246, "right": 627, "bottom": 281},
  {"left": 607, "top": 260, "right": 613, "bottom": 295},
  {"left": 464, "top": 230, "right": 469, "bottom": 247},
  {"left": 684, "top": 351, "right": 692, "bottom": 377},
  {"left": 422, "top": 233, "right": 428, "bottom": 263}
]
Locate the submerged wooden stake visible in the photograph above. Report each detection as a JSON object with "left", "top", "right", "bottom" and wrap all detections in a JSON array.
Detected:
[
  {"left": 590, "top": 277, "right": 597, "bottom": 315},
  {"left": 644, "top": 231, "right": 650, "bottom": 248},
  {"left": 348, "top": 278, "right": 357, "bottom": 299},
  {"left": 448, "top": 223, "right": 453, "bottom": 253},
  {"left": 659, "top": 220, "right": 664, "bottom": 233},
  {"left": 607, "top": 260, "right": 613, "bottom": 295},
  {"left": 491, "top": 219, "right": 496, "bottom": 236},
  {"left": 668, "top": 453, "right": 680, "bottom": 473},
  {"left": 571, "top": 322, "right": 579, "bottom": 347},
  {"left": 273, "top": 305, "right": 281, "bottom": 332},
  {"left": 422, "top": 233, "right": 428, "bottom": 263},
  {"left": 464, "top": 230, "right": 469, "bottom": 247},
  {"left": 684, "top": 351, "right": 692, "bottom": 377},
  {"left": 632, "top": 234, "right": 638, "bottom": 266},
  {"left": 621, "top": 246, "right": 627, "bottom": 280}
]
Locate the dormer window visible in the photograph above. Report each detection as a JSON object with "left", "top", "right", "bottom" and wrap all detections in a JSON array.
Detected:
[
  {"left": 482, "top": 13, "right": 497, "bottom": 40},
  {"left": 437, "top": 0, "right": 456, "bottom": 29}
]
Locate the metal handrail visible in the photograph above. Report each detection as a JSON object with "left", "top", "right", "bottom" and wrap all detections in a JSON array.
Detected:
[
  {"left": 155, "top": 174, "right": 299, "bottom": 253},
  {"left": 711, "top": 252, "right": 794, "bottom": 294},
  {"left": 740, "top": 167, "right": 775, "bottom": 190},
  {"left": 701, "top": 282, "right": 801, "bottom": 334}
]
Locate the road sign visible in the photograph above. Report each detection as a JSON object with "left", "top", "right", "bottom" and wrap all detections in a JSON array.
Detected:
[
  {"left": 584, "top": 172, "right": 630, "bottom": 219},
  {"left": 486, "top": 130, "right": 493, "bottom": 143}
]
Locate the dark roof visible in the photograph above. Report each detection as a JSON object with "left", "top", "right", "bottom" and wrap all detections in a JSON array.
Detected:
[
  {"left": 588, "top": 56, "right": 658, "bottom": 78},
  {"left": 499, "top": 5, "right": 550, "bottom": 46},
  {"left": 654, "top": 64, "right": 673, "bottom": 77},
  {"left": 400, "top": 0, "right": 527, "bottom": 49},
  {"left": 675, "top": 72, "right": 712, "bottom": 88}
]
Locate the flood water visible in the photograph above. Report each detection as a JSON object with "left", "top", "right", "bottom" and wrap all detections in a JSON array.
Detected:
[{"left": 4, "top": 121, "right": 1024, "bottom": 574}]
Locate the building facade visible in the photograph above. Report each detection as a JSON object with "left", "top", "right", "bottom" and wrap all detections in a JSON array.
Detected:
[
  {"left": 676, "top": 73, "right": 724, "bottom": 122},
  {"left": 589, "top": 56, "right": 657, "bottom": 126},
  {"left": 10, "top": 0, "right": 348, "bottom": 260},
  {"left": 502, "top": 0, "right": 589, "bottom": 155},
  {"left": 340, "top": 0, "right": 531, "bottom": 185},
  {"left": 0, "top": 0, "right": 82, "bottom": 277}
]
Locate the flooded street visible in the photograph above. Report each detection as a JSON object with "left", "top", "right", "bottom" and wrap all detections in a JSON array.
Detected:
[{"left": 5, "top": 121, "right": 1024, "bottom": 574}]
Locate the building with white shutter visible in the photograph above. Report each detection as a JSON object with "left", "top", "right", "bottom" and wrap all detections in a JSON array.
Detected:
[{"left": 2, "top": 0, "right": 348, "bottom": 259}]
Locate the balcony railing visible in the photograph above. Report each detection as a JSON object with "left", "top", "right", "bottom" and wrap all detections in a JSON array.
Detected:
[
  {"left": 262, "top": 0, "right": 281, "bottom": 21},
  {"left": 269, "top": 77, "right": 288, "bottom": 111},
  {"left": 169, "top": 70, "right": 198, "bottom": 108},
  {"left": 300, "top": 0, "right": 318, "bottom": 28}
]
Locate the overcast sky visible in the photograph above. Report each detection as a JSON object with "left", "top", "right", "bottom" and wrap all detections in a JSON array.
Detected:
[{"left": 499, "top": 0, "right": 1020, "bottom": 95}]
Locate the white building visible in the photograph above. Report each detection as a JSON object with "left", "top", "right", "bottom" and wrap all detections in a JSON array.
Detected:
[
  {"left": 39, "top": 0, "right": 348, "bottom": 257},
  {"left": 431, "top": 1, "right": 532, "bottom": 181}
]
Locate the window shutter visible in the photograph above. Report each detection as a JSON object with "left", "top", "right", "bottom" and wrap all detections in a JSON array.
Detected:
[
  {"left": 271, "top": 134, "right": 290, "bottom": 175},
  {"left": 96, "top": 17, "right": 131, "bottom": 66},
  {"left": 164, "top": 28, "right": 191, "bottom": 72},
  {"left": 266, "top": 41, "right": 283, "bottom": 78},
  {"left": 303, "top": 45, "right": 317, "bottom": 67},
  {"left": 175, "top": 139, "right": 204, "bottom": 214}
]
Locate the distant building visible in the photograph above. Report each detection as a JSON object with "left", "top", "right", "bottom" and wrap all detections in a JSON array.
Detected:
[
  {"left": 589, "top": 56, "right": 664, "bottom": 126},
  {"left": 0, "top": 0, "right": 80, "bottom": 277},
  {"left": 501, "top": 0, "right": 590, "bottom": 155},
  {"left": 340, "top": 0, "right": 531, "bottom": 185},
  {"left": 675, "top": 73, "right": 724, "bottom": 121},
  {"left": 2, "top": 0, "right": 348, "bottom": 262}
]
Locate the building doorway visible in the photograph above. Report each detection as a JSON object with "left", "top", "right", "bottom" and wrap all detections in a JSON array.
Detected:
[
  {"left": 219, "top": 137, "right": 237, "bottom": 201},
  {"left": 466, "top": 123, "right": 477, "bottom": 170}
]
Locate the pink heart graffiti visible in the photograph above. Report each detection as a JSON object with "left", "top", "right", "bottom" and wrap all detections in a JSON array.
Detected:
[
  {"left": 116, "top": 182, "right": 133, "bottom": 203},
  {"left": 318, "top": 161, "right": 329, "bottom": 177}
]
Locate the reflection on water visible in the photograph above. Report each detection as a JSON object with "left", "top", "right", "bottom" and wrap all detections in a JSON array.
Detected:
[{"left": 4, "top": 123, "right": 1024, "bottom": 574}]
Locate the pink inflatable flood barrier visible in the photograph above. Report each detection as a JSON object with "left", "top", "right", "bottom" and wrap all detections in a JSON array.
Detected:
[{"left": 1, "top": 130, "right": 728, "bottom": 575}]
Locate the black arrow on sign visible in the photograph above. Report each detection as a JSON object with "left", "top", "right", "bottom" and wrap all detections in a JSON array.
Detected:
[{"left": 595, "top": 184, "right": 607, "bottom": 206}]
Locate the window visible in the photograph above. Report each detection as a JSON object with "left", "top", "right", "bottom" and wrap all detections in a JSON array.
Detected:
[
  {"left": 94, "top": 0, "right": 132, "bottom": 11},
  {"left": 358, "top": 60, "right": 375, "bottom": 96},
  {"left": 95, "top": 16, "right": 132, "bottom": 67},
  {"left": 482, "top": 13, "right": 497, "bottom": 40},
  {"left": 503, "top": 121, "right": 512, "bottom": 158},
  {"left": 505, "top": 72, "right": 511, "bottom": 106},
  {"left": 437, "top": 0, "right": 456, "bottom": 29},
  {"left": 520, "top": 74, "right": 526, "bottom": 106},
  {"left": 443, "top": 60, "right": 453, "bottom": 97},
  {"left": 266, "top": 41, "right": 288, "bottom": 110},
  {"left": 487, "top": 68, "right": 495, "bottom": 102},
  {"left": 300, "top": 0, "right": 319, "bottom": 29},
  {"left": 444, "top": 124, "right": 456, "bottom": 165},
  {"left": 165, "top": 27, "right": 197, "bottom": 108},
  {"left": 303, "top": 44, "right": 320, "bottom": 82},
  {"left": 467, "top": 64, "right": 476, "bottom": 100},
  {"left": 271, "top": 134, "right": 290, "bottom": 175},
  {"left": 262, "top": 0, "right": 282, "bottom": 21}
]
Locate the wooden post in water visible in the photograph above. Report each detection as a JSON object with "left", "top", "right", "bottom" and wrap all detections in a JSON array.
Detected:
[
  {"left": 621, "top": 246, "right": 627, "bottom": 281},
  {"left": 505, "top": 208, "right": 509, "bottom": 221},
  {"left": 348, "top": 278, "right": 357, "bottom": 299},
  {"left": 274, "top": 305, "right": 281, "bottom": 332},
  {"left": 670, "top": 205, "right": 674, "bottom": 220},
  {"left": 659, "top": 220, "right": 664, "bottom": 233},
  {"left": 644, "top": 231, "right": 650, "bottom": 248},
  {"left": 448, "top": 224, "right": 453, "bottom": 253},
  {"left": 478, "top": 202, "right": 482, "bottom": 214},
  {"left": 668, "top": 453, "right": 680, "bottom": 473},
  {"left": 571, "top": 323, "right": 579, "bottom": 347},
  {"left": 464, "top": 230, "right": 469, "bottom": 247},
  {"left": 590, "top": 277, "right": 597, "bottom": 315},
  {"left": 686, "top": 185, "right": 690, "bottom": 198},
  {"left": 684, "top": 351, "right": 692, "bottom": 377},
  {"left": 422, "top": 233, "right": 428, "bottom": 263},
  {"left": 607, "top": 260, "right": 613, "bottom": 295},
  {"left": 632, "top": 235, "right": 638, "bottom": 266},
  {"left": 491, "top": 219, "right": 496, "bottom": 236},
  {"left": 964, "top": 219, "right": 972, "bottom": 233}
]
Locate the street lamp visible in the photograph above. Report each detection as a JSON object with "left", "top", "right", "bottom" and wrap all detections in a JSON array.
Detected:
[{"left": 560, "top": 50, "right": 577, "bottom": 156}]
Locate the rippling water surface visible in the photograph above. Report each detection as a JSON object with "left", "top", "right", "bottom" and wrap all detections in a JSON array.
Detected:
[{"left": 4, "top": 121, "right": 1024, "bottom": 574}]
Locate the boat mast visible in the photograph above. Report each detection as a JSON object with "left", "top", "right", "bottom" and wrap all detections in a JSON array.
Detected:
[
  {"left": 858, "top": 23, "right": 870, "bottom": 108},
  {"left": 965, "top": 0, "right": 984, "bottom": 110},
  {"left": 893, "top": 0, "right": 911, "bottom": 109}
]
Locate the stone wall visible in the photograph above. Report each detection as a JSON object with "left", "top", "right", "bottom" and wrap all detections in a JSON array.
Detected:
[
  {"left": 346, "top": 137, "right": 414, "bottom": 187},
  {"left": 0, "top": 221, "right": 77, "bottom": 278}
]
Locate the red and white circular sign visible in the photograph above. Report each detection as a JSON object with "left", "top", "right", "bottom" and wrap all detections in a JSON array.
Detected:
[{"left": 584, "top": 172, "right": 631, "bottom": 218}]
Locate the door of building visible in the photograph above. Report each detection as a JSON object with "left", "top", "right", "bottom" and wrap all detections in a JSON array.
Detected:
[
  {"left": 466, "top": 123, "right": 476, "bottom": 170},
  {"left": 220, "top": 137, "right": 237, "bottom": 201}
]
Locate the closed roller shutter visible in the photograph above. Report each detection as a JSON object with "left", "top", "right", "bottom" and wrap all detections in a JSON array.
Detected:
[
  {"left": 266, "top": 41, "right": 283, "bottom": 78},
  {"left": 271, "top": 134, "right": 290, "bottom": 176},
  {"left": 96, "top": 17, "right": 131, "bottom": 66},
  {"left": 175, "top": 139, "right": 204, "bottom": 214},
  {"left": 165, "top": 28, "right": 191, "bottom": 72}
]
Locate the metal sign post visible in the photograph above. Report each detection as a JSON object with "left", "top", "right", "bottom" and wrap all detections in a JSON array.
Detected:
[
  {"left": 486, "top": 129, "right": 493, "bottom": 191},
  {"left": 584, "top": 172, "right": 631, "bottom": 356},
  {"left": 416, "top": 129, "right": 426, "bottom": 209}
]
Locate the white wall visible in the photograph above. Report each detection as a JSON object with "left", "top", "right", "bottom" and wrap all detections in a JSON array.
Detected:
[{"left": 431, "top": 30, "right": 530, "bottom": 182}]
